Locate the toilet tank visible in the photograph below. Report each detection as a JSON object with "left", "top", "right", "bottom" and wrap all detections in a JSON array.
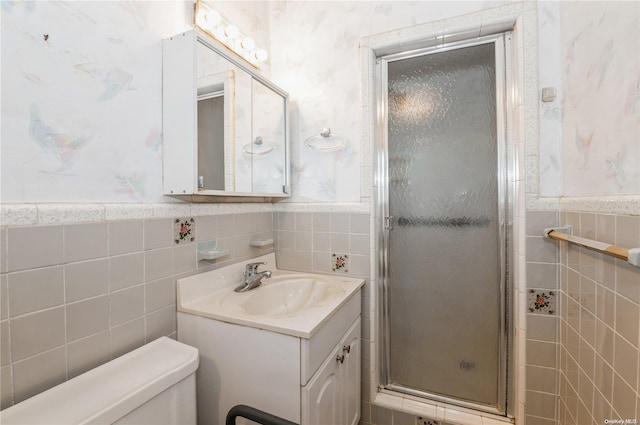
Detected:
[{"left": 1, "top": 337, "right": 199, "bottom": 425}]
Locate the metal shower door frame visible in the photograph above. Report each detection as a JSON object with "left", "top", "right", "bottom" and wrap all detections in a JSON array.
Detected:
[{"left": 375, "top": 32, "right": 514, "bottom": 417}]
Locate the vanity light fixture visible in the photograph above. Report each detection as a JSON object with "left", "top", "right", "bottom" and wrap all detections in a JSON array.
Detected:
[{"left": 194, "top": 1, "right": 268, "bottom": 68}]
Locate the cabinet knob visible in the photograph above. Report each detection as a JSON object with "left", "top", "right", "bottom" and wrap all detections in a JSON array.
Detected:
[
  {"left": 343, "top": 345, "right": 351, "bottom": 354},
  {"left": 336, "top": 354, "right": 345, "bottom": 364}
]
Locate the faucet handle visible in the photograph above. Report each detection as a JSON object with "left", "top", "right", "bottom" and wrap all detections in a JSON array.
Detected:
[{"left": 244, "top": 262, "right": 266, "bottom": 274}]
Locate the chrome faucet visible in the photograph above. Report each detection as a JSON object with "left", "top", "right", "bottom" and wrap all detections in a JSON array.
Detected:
[{"left": 234, "top": 262, "right": 272, "bottom": 292}]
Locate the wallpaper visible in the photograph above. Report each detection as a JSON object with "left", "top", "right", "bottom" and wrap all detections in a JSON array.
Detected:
[
  {"left": 266, "top": 1, "right": 504, "bottom": 202},
  {"left": 539, "top": 1, "right": 640, "bottom": 196},
  {"left": 1, "top": 1, "right": 190, "bottom": 203},
  {"left": 10, "top": 1, "right": 632, "bottom": 204},
  {"left": 1, "top": 0, "right": 508, "bottom": 204}
]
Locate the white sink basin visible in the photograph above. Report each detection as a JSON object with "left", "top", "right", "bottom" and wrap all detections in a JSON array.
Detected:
[
  {"left": 176, "top": 254, "right": 364, "bottom": 338},
  {"left": 221, "top": 275, "right": 344, "bottom": 317}
]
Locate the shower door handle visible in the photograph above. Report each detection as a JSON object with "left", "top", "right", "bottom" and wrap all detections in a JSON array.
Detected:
[{"left": 384, "top": 216, "right": 394, "bottom": 231}]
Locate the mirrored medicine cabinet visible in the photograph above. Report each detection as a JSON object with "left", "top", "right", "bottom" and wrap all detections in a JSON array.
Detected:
[{"left": 162, "top": 29, "right": 290, "bottom": 202}]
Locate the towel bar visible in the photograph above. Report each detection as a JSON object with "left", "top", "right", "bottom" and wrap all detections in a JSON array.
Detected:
[{"left": 544, "top": 226, "right": 640, "bottom": 268}]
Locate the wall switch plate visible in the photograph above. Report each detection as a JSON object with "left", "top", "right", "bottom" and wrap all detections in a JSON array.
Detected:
[{"left": 541, "top": 87, "right": 557, "bottom": 102}]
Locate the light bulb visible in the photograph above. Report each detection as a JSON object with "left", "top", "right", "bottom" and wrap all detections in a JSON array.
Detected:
[
  {"left": 241, "top": 37, "right": 255, "bottom": 51},
  {"left": 204, "top": 10, "right": 221, "bottom": 27},
  {"left": 254, "top": 49, "right": 268, "bottom": 62},
  {"left": 224, "top": 25, "right": 239, "bottom": 40},
  {"left": 213, "top": 26, "right": 225, "bottom": 42}
]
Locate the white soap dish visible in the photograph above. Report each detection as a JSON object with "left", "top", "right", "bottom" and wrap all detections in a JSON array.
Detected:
[
  {"left": 198, "top": 249, "right": 231, "bottom": 261},
  {"left": 250, "top": 238, "right": 274, "bottom": 247},
  {"left": 197, "top": 240, "right": 231, "bottom": 261}
]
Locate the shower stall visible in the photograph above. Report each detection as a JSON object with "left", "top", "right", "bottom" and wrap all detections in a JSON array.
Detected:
[{"left": 376, "top": 33, "right": 514, "bottom": 416}]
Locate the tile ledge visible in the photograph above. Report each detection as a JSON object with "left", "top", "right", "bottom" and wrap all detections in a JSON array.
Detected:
[
  {"left": 0, "top": 201, "right": 372, "bottom": 226},
  {"left": 0, "top": 202, "right": 276, "bottom": 227},
  {"left": 360, "top": 2, "right": 521, "bottom": 50},
  {"left": 526, "top": 196, "right": 640, "bottom": 215},
  {"left": 372, "top": 391, "right": 514, "bottom": 425},
  {"left": 273, "top": 202, "right": 369, "bottom": 213}
]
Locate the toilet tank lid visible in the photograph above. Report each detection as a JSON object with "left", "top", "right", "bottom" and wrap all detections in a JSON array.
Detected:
[{"left": 1, "top": 337, "right": 199, "bottom": 425}]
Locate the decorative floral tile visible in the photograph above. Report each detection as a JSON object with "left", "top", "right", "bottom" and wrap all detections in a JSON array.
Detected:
[
  {"left": 332, "top": 253, "right": 349, "bottom": 273},
  {"left": 174, "top": 217, "right": 195, "bottom": 244},
  {"left": 528, "top": 289, "right": 555, "bottom": 315}
]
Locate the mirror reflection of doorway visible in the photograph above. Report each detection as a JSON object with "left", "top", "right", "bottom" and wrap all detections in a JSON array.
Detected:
[{"left": 197, "top": 92, "right": 225, "bottom": 191}]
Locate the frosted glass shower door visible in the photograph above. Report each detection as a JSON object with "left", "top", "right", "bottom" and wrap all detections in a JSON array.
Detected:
[{"left": 384, "top": 41, "right": 505, "bottom": 409}]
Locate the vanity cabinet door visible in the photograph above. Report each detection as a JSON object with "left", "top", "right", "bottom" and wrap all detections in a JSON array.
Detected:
[
  {"left": 341, "top": 319, "right": 361, "bottom": 425},
  {"left": 302, "top": 345, "right": 341, "bottom": 425},
  {"left": 301, "top": 317, "right": 361, "bottom": 425}
]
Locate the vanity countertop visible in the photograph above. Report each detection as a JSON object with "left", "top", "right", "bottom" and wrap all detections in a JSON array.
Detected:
[{"left": 177, "top": 253, "right": 364, "bottom": 338}]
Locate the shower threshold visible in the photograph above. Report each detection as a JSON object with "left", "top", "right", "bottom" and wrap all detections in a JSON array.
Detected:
[{"left": 374, "top": 387, "right": 514, "bottom": 425}]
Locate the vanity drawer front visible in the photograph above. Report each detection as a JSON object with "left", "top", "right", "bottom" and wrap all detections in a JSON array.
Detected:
[{"left": 300, "top": 293, "right": 361, "bottom": 385}]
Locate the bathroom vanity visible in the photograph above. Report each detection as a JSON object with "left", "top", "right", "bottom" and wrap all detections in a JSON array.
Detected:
[{"left": 176, "top": 254, "right": 364, "bottom": 425}]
